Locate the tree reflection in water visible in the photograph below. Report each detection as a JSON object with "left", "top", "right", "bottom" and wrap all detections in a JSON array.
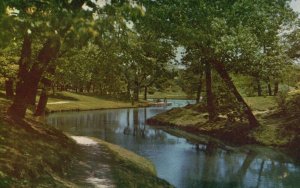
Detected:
[{"left": 47, "top": 107, "right": 300, "bottom": 188}]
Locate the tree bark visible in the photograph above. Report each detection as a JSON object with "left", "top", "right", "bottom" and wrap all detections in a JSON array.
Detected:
[
  {"left": 52, "top": 83, "right": 56, "bottom": 95},
  {"left": 8, "top": 36, "right": 60, "bottom": 119},
  {"left": 274, "top": 81, "right": 279, "bottom": 96},
  {"left": 211, "top": 60, "right": 259, "bottom": 127},
  {"left": 257, "top": 78, "right": 262, "bottom": 96},
  {"left": 196, "top": 70, "right": 203, "bottom": 104},
  {"left": 35, "top": 87, "right": 48, "bottom": 116},
  {"left": 7, "top": 35, "right": 32, "bottom": 118},
  {"left": 144, "top": 86, "right": 148, "bottom": 100},
  {"left": 267, "top": 80, "right": 272, "bottom": 96},
  {"left": 26, "top": 86, "right": 38, "bottom": 106},
  {"left": 5, "top": 78, "right": 14, "bottom": 98},
  {"left": 205, "top": 62, "right": 217, "bottom": 120},
  {"left": 134, "top": 79, "right": 140, "bottom": 101}
]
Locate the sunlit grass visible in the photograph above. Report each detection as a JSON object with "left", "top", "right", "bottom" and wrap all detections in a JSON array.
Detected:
[
  {"left": 47, "top": 91, "right": 147, "bottom": 112},
  {"left": 244, "top": 96, "right": 277, "bottom": 111},
  {"left": 89, "top": 138, "right": 173, "bottom": 187},
  {"left": 91, "top": 138, "right": 156, "bottom": 174},
  {"left": 146, "top": 91, "right": 190, "bottom": 99}
]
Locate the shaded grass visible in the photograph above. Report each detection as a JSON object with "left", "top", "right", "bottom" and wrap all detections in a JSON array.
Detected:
[
  {"left": 0, "top": 100, "right": 79, "bottom": 187},
  {"left": 0, "top": 97, "right": 172, "bottom": 187},
  {"left": 47, "top": 91, "right": 149, "bottom": 112},
  {"left": 91, "top": 138, "right": 173, "bottom": 188}
]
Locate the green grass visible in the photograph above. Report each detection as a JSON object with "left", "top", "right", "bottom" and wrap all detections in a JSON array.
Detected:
[
  {"left": 47, "top": 91, "right": 148, "bottom": 112},
  {"left": 244, "top": 96, "right": 277, "bottom": 111},
  {"left": 0, "top": 96, "right": 172, "bottom": 187},
  {"left": 148, "top": 93, "right": 300, "bottom": 150},
  {"left": 0, "top": 100, "right": 79, "bottom": 187},
  {"left": 146, "top": 91, "right": 191, "bottom": 99},
  {"left": 154, "top": 107, "right": 207, "bottom": 127},
  {"left": 91, "top": 138, "right": 173, "bottom": 188}
]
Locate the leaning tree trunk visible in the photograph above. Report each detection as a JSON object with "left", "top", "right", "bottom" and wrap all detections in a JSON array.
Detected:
[
  {"left": 8, "top": 36, "right": 60, "bottom": 119},
  {"left": 205, "top": 62, "right": 217, "bottom": 121},
  {"left": 5, "top": 78, "right": 14, "bottom": 98},
  {"left": 35, "top": 87, "right": 48, "bottom": 116},
  {"left": 26, "top": 83, "right": 39, "bottom": 106},
  {"left": 211, "top": 60, "right": 259, "bottom": 127}
]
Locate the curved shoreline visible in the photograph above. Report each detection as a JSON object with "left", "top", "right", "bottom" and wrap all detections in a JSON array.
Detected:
[
  {"left": 0, "top": 98, "right": 173, "bottom": 187},
  {"left": 146, "top": 107, "right": 300, "bottom": 162}
]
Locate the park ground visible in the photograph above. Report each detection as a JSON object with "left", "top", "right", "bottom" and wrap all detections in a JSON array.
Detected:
[
  {"left": 1, "top": 89, "right": 299, "bottom": 186},
  {"left": 147, "top": 90, "right": 300, "bottom": 160},
  {"left": 0, "top": 94, "right": 172, "bottom": 187}
]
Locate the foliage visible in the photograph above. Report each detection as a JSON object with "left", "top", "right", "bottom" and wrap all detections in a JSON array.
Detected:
[
  {"left": 286, "top": 90, "right": 300, "bottom": 116},
  {"left": 275, "top": 87, "right": 290, "bottom": 112}
]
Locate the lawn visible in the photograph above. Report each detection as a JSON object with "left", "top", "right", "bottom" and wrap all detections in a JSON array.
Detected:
[
  {"left": 244, "top": 96, "right": 277, "bottom": 111},
  {"left": 47, "top": 92, "right": 148, "bottom": 112}
]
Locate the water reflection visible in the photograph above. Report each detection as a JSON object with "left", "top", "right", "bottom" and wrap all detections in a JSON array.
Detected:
[{"left": 47, "top": 101, "right": 300, "bottom": 188}]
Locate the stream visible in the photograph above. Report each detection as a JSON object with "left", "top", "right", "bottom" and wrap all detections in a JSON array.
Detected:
[{"left": 47, "top": 99, "right": 300, "bottom": 188}]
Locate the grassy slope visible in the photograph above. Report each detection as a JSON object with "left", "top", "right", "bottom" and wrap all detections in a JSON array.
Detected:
[
  {"left": 92, "top": 138, "right": 173, "bottom": 188},
  {"left": 0, "top": 97, "right": 172, "bottom": 187},
  {"left": 148, "top": 94, "right": 300, "bottom": 155},
  {"left": 47, "top": 92, "right": 149, "bottom": 112},
  {"left": 0, "top": 99, "right": 78, "bottom": 187}
]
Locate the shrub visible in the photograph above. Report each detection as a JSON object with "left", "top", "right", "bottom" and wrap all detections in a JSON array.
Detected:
[{"left": 275, "top": 87, "right": 289, "bottom": 113}]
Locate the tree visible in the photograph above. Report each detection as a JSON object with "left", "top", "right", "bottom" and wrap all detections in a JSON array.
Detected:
[
  {"left": 0, "top": 42, "right": 20, "bottom": 97},
  {"left": 140, "top": 0, "right": 296, "bottom": 127},
  {"left": 3, "top": 0, "right": 140, "bottom": 118}
]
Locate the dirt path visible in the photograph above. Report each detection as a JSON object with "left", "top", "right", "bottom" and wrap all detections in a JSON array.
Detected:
[
  {"left": 69, "top": 136, "right": 115, "bottom": 188},
  {"left": 47, "top": 101, "right": 71, "bottom": 105}
]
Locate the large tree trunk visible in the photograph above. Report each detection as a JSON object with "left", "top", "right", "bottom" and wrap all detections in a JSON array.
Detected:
[
  {"left": 196, "top": 70, "right": 203, "bottom": 104},
  {"left": 5, "top": 78, "right": 14, "bottom": 98},
  {"left": 7, "top": 35, "right": 32, "bottom": 118},
  {"left": 205, "top": 62, "right": 217, "bottom": 120},
  {"left": 35, "top": 87, "right": 48, "bottom": 116},
  {"left": 26, "top": 86, "right": 38, "bottom": 106},
  {"left": 8, "top": 36, "right": 60, "bottom": 119},
  {"left": 211, "top": 60, "right": 259, "bottom": 127}
]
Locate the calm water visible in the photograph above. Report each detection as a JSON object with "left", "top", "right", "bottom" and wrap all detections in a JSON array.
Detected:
[{"left": 47, "top": 100, "right": 300, "bottom": 188}]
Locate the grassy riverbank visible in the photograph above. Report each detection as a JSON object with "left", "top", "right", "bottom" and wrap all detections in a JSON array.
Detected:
[
  {"left": 0, "top": 99, "right": 78, "bottom": 187},
  {"left": 47, "top": 91, "right": 149, "bottom": 112},
  {"left": 0, "top": 98, "right": 172, "bottom": 187},
  {"left": 147, "top": 94, "right": 300, "bottom": 158},
  {"left": 91, "top": 138, "right": 172, "bottom": 187}
]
